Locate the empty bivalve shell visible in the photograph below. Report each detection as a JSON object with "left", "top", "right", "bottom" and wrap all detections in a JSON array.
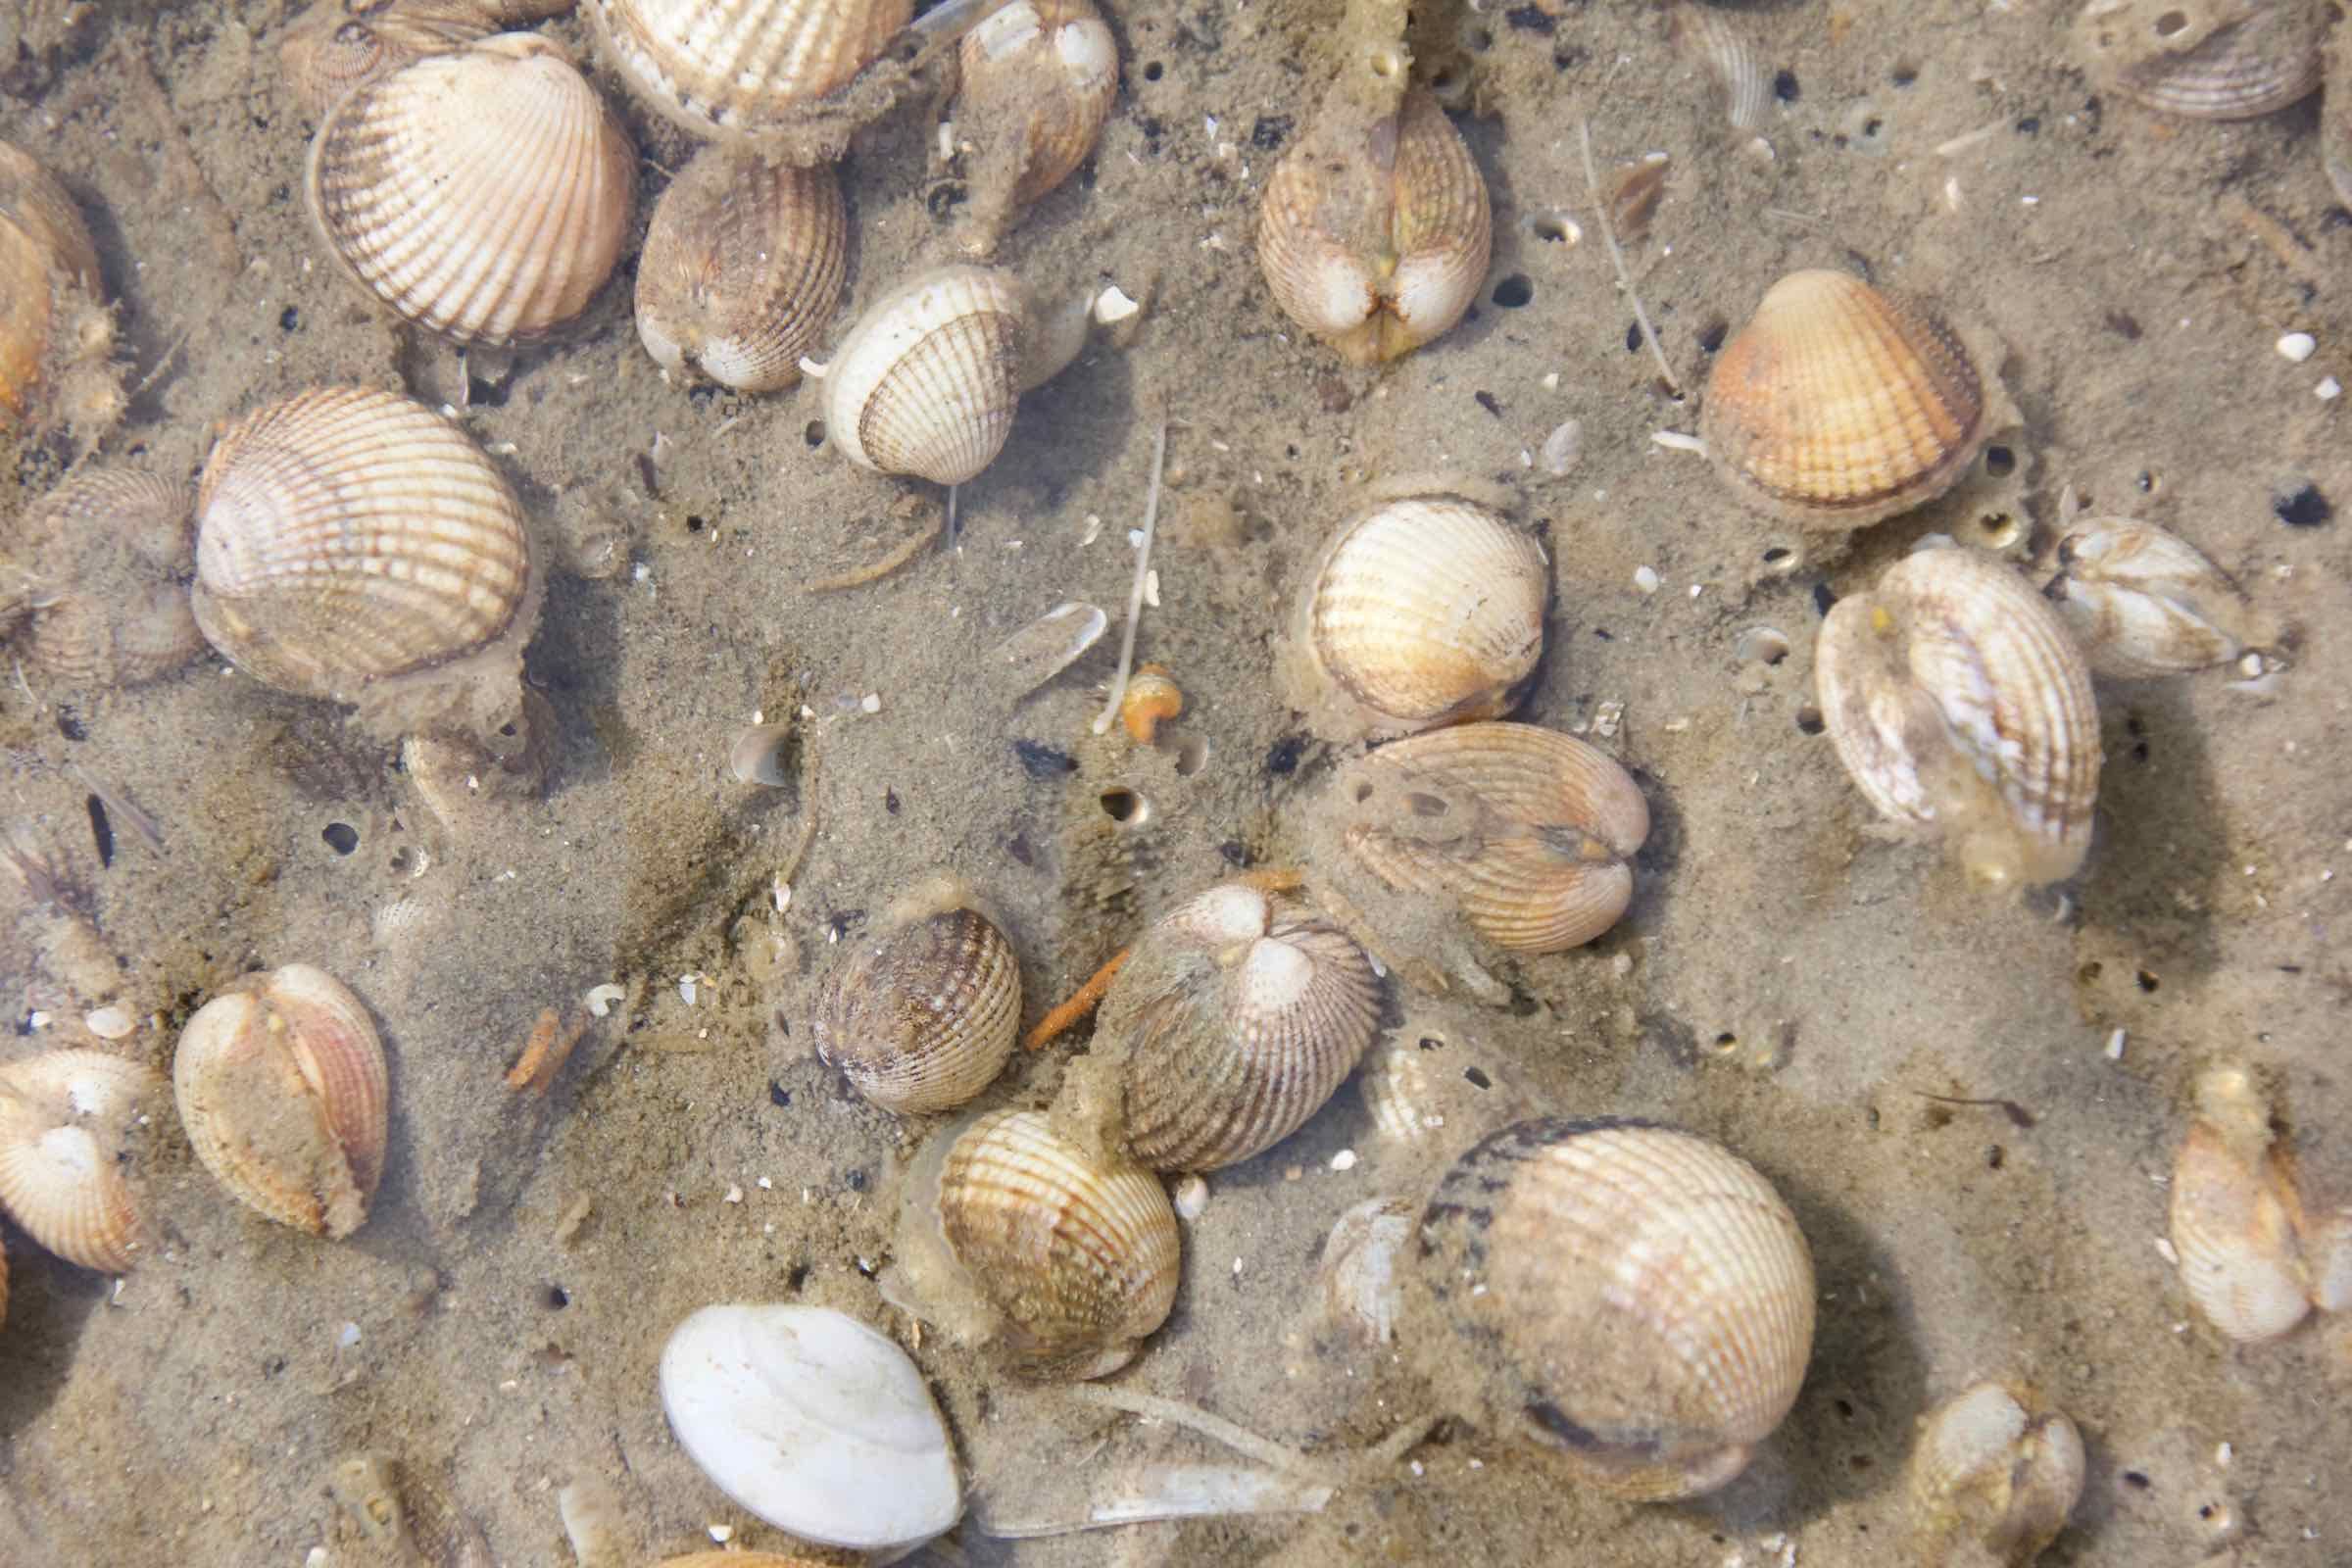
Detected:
[
  {"left": 1815, "top": 545, "right": 2101, "bottom": 888},
  {"left": 1909, "top": 1381, "right": 2085, "bottom": 1567},
  {"left": 636, "top": 147, "right": 849, "bottom": 394},
  {"left": 173, "top": 964, "right": 390, "bottom": 1240},
  {"left": 1702, "top": 270, "right": 2005, "bottom": 529},
  {"left": 892, "top": 1107, "right": 1181, "bottom": 1377},
  {"left": 1410, "top": 1117, "right": 1816, "bottom": 1499},
  {"left": 306, "top": 32, "right": 636, "bottom": 346},
  {"left": 2073, "top": 0, "right": 2324, "bottom": 121},
  {"left": 1088, "top": 879, "right": 1384, "bottom": 1172},
  {"left": 812, "top": 881, "right": 1020, "bottom": 1115},
  {"left": 0, "top": 1049, "right": 156, "bottom": 1274},
  {"left": 1281, "top": 494, "right": 1548, "bottom": 742},
  {"left": 816, "top": 265, "right": 1026, "bottom": 485},
  {"left": 586, "top": 0, "right": 910, "bottom": 148}
]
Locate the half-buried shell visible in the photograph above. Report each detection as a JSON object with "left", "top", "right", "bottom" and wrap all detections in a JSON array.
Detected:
[
  {"left": 0, "top": 1049, "right": 155, "bottom": 1273},
  {"left": 812, "top": 880, "right": 1020, "bottom": 1115}
]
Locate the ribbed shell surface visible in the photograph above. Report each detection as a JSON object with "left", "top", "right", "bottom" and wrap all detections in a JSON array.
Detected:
[
  {"left": 2047, "top": 517, "right": 2265, "bottom": 676},
  {"left": 635, "top": 148, "right": 849, "bottom": 394},
  {"left": 173, "top": 964, "right": 390, "bottom": 1239},
  {"left": 11, "top": 467, "right": 202, "bottom": 686},
  {"left": 1337, "top": 722, "right": 1650, "bottom": 953},
  {"left": 1700, "top": 270, "right": 1992, "bottom": 528},
  {"left": 1102, "top": 881, "right": 1384, "bottom": 1172},
  {"left": 0, "top": 1050, "right": 152, "bottom": 1274},
  {"left": 2078, "top": 0, "right": 2324, "bottom": 120},
  {"left": 0, "top": 138, "right": 102, "bottom": 423},
  {"left": 1301, "top": 496, "right": 1547, "bottom": 735},
  {"left": 815, "top": 906, "right": 1019, "bottom": 1114},
  {"left": 1418, "top": 1118, "right": 1815, "bottom": 1499},
  {"left": 933, "top": 1109, "right": 1180, "bottom": 1377},
  {"left": 1815, "top": 549, "right": 2101, "bottom": 887},
  {"left": 587, "top": 0, "right": 911, "bottom": 141},
  {"left": 956, "top": 0, "right": 1118, "bottom": 245},
  {"left": 278, "top": 0, "right": 497, "bottom": 118},
  {"left": 821, "top": 266, "right": 1024, "bottom": 484},
  {"left": 192, "top": 385, "right": 531, "bottom": 700},
  {"left": 1256, "top": 84, "right": 1490, "bottom": 366},
  {"left": 307, "top": 33, "right": 635, "bottom": 346},
  {"left": 2168, "top": 1117, "right": 2313, "bottom": 1343}
]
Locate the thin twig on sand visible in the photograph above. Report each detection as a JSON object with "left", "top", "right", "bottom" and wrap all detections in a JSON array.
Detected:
[{"left": 1579, "top": 121, "right": 1680, "bottom": 396}]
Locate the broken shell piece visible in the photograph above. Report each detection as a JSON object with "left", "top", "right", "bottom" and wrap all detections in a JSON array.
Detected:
[
  {"left": 894, "top": 1106, "right": 1181, "bottom": 1376},
  {"left": 2074, "top": 0, "right": 2324, "bottom": 121},
  {"left": 727, "top": 721, "right": 799, "bottom": 786},
  {"left": 3, "top": 466, "right": 204, "bottom": 687},
  {"left": 2045, "top": 510, "right": 2277, "bottom": 677},
  {"left": 661, "top": 1302, "right": 960, "bottom": 1552},
  {"left": 812, "top": 881, "right": 1021, "bottom": 1114},
  {"left": 1815, "top": 547, "right": 2101, "bottom": 888},
  {"left": 1320, "top": 1197, "right": 1412, "bottom": 1346},
  {"left": 0, "top": 1049, "right": 154, "bottom": 1273},
  {"left": 1910, "top": 1381, "right": 2085, "bottom": 1567},
  {"left": 2169, "top": 1063, "right": 2327, "bottom": 1343},
  {"left": 1670, "top": 3, "right": 1772, "bottom": 133},
  {"left": 174, "top": 964, "right": 390, "bottom": 1239},
  {"left": 989, "top": 600, "right": 1106, "bottom": 702},
  {"left": 1118, "top": 663, "right": 1183, "bottom": 744}
]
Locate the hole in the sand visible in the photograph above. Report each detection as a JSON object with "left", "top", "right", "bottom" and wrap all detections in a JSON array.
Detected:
[
  {"left": 1492, "top": 274, "right": 1534, "bottom": 308},
  {"left": 322, "top": 822, "right": 359, "bottom": 856},
  {"left": 1463, "top": 1066, "right": 1492, "bottom": 1089},
  {"left": 1407, "top": 792, "right": 1449, "bottom": 817},
  {"left": 1173, "top": 734, "right": 1209, "bottom": 776},
  {"left": 1984, "top": 444, "right": 2017, "bottom": 477},
  {"left": 1100, "top": 787, "right": 1150, "bottom": 827},
  {"left": 2152, "top": 10, "right": 2188, "bottom": 36},
  {"left": 1353, "top": 781, "right": 1375, "bottom": 805},
  {"left": 544, "top": 1285, "right": 569, "bottom": 1309},
  {"left": 1531, "top": 215, "right": 1575, "bottom": 243},
  {"left": 803, "top": 420, "right": 824, "bottom": 448},
  {"left": 1795, "top": 707, "right": 1826, "bottom": 735},
  {"left": 2136, "top": 969, "right": 2160, "bottom": 993}
]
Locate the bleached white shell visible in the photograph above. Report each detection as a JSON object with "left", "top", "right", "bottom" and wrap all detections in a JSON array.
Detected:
[
  {"left": 819, "top": 266, "right": 1025, "bottom": 485},
  {"left": 1320, "top": 1197, "right": 1412, "bottom": 1346},
  {"left": 307, "top": 32, "right": 636, "bottom": 346},
  {"left": 659, "top": 1302, "right": 961, "bottom": 1551}
]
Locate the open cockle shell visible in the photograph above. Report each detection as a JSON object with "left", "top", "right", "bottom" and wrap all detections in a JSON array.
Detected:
[
  {"left": 636, "top": 148, "right": 848, "bottom": 395},
  {"left": 1326, "top": 721, "right": 1650, "bottom": 955},
  {"left": 1089, "top": 879, "right": 1384, "bottom": 1172},
  {"left": 954, "top": 0, "right": 1119, "bottom": 255},
  {"left": 659, "top": 1302, "right": 961, "bottom": 1551},
  {"left": 1411, "top": 1117, "right": 1816, "bottom": 1500},
  {"left": 1909, "top": 1381, "right": 2086, "bottom": 1567},
  {"left": 2074, "top": 0, "right": 2324, "bottom": 120},
  {"left": 307, "top": 32, "right": 636, "bottom": 346},
  {"left": 193, "top": 385, "right": 539, "bottom": 739},
  {"left": 817, "top": 265, "right": 1025, "bottom": 485},
  {"left": 812, "top": 882, "right": 1021, "bottom": 1115},
  {"left": 586, "top": 0, "right": 910, "bottom": 147},
  {"left": 1816, "top": 546, "right": 2101, "bottom": 888},
  {"left": 1702, "top": 270, "right": 2005, "bottom": 529},
  {"left": 173, "top": 963, "right": 390, "bottom": 1240},
  {"left": 1281, "top": 494, "right": 1548, "bottom": 743},
  {"left": 893, "top": 1107, "right": 1181, "bottom": 1377},
  {"left": 1257, "top": 73, "right": 1491, "bottom": 366},
  {"left": 0, "top": 1049, "right": 156, "bottom": 1273},
  {"left": 4, "top": 466, "right": 203, "bottom": 687},
  {"left": 2044, "top": 506, "right": 2277, "bottom": 677}
]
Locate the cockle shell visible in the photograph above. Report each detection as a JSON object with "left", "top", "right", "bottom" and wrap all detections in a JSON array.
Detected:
[
  {"left": 893, "top": 1107, "right": 1181, "bottom": 1377},
  {"left": 660, "top": 1301, "right": 961, "bottom": 1551},
  {"left": 0, "top": 137, "right": 106, "bottom": 434},
  {"left": 1411, "top": 1117, "right": 1816, "bottom": 1499},
  {"left": 0, "top": 1049, "right": 155, "bottom": 1273},
  {"left": 1280, "top": 494, "right": 1548, "bottom": 742},
  {"left": 1320, "top": 1197, "right": 1413, "bottom": 1346},
  {"left": 278, "top": 0, "right": 496, "bottom": 117},
  {"left": 1327, "top": 722, "right": 1651, "bottom": 954},
  {"left": 954, "top": 0, "right": 1119, "bottom": 255},
  {"left": 1670, "top": 3, "right": 1771, "bottom": 133},
  {"left": 636, "top": 147, "right": 849, "bottom": 394},
  {"left": 1910, "top": 1381, "right": 2085, "bottom": 1567},
  {"left": 2168, "top": 1063, "right": 2333, "bottom": 1343},
  {"left": 307, "top": 32, "right": 636, "bottom": 346},
  {"left": 1702, "top": 270, "right": 2002, "bottom": 529},
  {"left": 193, "top": 385, "right": 535, "bottom": 710},
  {"left": 2074, "top": 0, "right": 2324, "bottom": 121},
  {"left": 1815, "top": 546, "right": 2102, "bottom": 888},
  {"left": 586, "top": 0, "right": 911, "bottom": 147},
  {"left": 1089, "top": 880, "right": 1384, "bottom": 1172},
  {"left": 4, "top": 466, "right": 203, "bottom": 686},
  {"left": 2044, "top": 508, "right": 2276, "bottom": 677},
  {"left": 812, "top": 881, "right": 1020, "bottom": 1114},
  {"left": 173, "top": 963, "right": 390, "bottom": 1239},
  {"left": 1257, "top": 71, "right": 1491, "bottom": 366},
  {"left": 818, "top": 265, "right": 1025, "bottom": 485}
]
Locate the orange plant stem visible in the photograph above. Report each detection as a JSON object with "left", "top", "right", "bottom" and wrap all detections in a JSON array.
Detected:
[{"left": 1023, "top": 947, "right": 1132, "bottom": 1052}]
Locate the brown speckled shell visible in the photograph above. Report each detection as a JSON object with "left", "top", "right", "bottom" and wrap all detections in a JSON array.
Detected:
[
  {"left": 6, "top": 467, "right": 202, "bottom": 687},
  {"left": 1415, "top": 1118, "right": 1815, "bottom": 1499},
  {"left": 915, "top": 1108, "right": 1181, "bottom": 1377},
  {"left": 174, "top": 964, "right": 390, "bottom": 1239},
  {"left": 2046, "top": 514, "right": 2273, "bottom": 677},
  {"left": 814, "top": 904, "right": 1020, "bottom": 1114},
  {"left": 1097, "top": 880, "right": 1384, "bottom": 1172},
  {"left": 1701, "top": 270, "right": 1995, "bottom": 529},
  {"left": 0, "top": 1049, "right": 154, "bottom": 1274},
  {"left": 1331, "top": 722, "right": 1649, "bottom": 953}
]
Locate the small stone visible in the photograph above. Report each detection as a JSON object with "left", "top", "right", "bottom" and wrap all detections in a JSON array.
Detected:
[
  {"left": 1093, "top": 285, "right": 1141, "bottom": 324},
  {"left": 860, "top": 693, "right": 882, "bottom": 713},
  {"left": 1330, "top": 1149, "right": 1357, "bottom": 1172},
  {"left": 2276, "top": 331, "right": 2317, "bottom": 363},
  {"left": 1173, "top": 1173, "right": 1207, "bottom": 1219},
  {"left": 2318, "top": 376, "right": 2341, "bottom": 401},
  {"left": 2105, "top": 1028, "right": 2126, "bottom": 1060},
  {"left": 1633, "top": 565, "right": 1661, "bottom": 594}
]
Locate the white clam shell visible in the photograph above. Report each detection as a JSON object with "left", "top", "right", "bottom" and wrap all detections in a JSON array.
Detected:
[
  {"left": 307, "top": 32, "right": 636, "bottom": 346},
  {"left": 659, "top": 1301, "right": 961, "bottom": 1550},
  {"left": 819, "top": 265, "right": 1025, "bottom": 485},
  {"left": 1815, "top": 546, "right": 2101, "bottom": 888},
  {"left": 193, "top": 385, "right": 534, "bottom": 706}
]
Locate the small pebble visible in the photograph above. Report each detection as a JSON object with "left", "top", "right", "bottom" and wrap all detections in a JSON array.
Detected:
[
  {"left": 2276, "top": 331, "right": 2317, "bottom": 364},
  {"left": 1093, "top": 285, "right": 1141, "bottom": 324},
  {"left": 1173, "top": 1173, "right": 1208, "bottom": 1219},
  {"left": 1330, "top": 1149, "right": 1357, "bottom": 1172},
  {"left": 2318, "top": 376, "right": 2341, "bottom": 401},
  {"left": 709, "top": 1523, "right": 734, "bottom": 1544},
  {"left": 860, "top": 693, "right": 882, "bottom": 713},
  {"left": 1633, "top": 565, "right": 1661, "bottom": 594},
  {"left": 2104, "top": 1028, "right": 2127, "bottom": 1060}
]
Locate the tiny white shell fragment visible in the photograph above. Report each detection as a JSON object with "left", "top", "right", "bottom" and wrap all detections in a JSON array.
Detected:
[
  {"left": 1540, "top": 418, "right": 1584, "bottom": 477},
  {"left": 2276, "top": 331, "right": 2316, "bottom": 363},
  {"left": 1634, "top": 565, "right": 1661, "bottom": 594},
  {"left": 584, "top": 983, "right": 626, "bottom": 1017},
  {"left": 660, "top": 1302, "right": 961, "bottom": 1551},
  {"left": 1093, "top": 285, "right": 1141, "bottom": 324},
  {"left": 83, "top": 1005, "right": 135, "bottom": 1040},
  {"left": 1172, "top": 1173, "right": 1208, "bottom": 1219}
]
